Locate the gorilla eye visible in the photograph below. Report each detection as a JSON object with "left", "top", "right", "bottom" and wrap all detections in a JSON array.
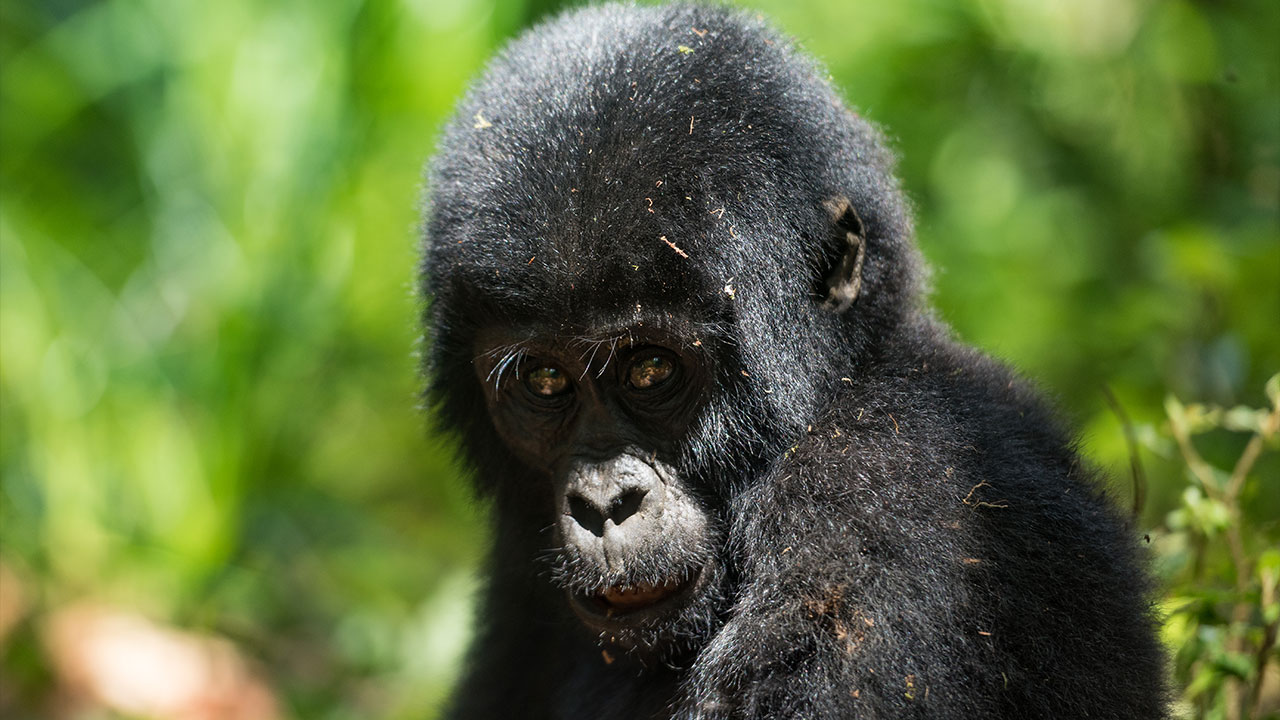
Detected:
[
  {"left": 525, "top": 366, "right": 570, "bottom": 397},
  {"left": 628, "top": 354, "right": 675, "bottom": 390}
]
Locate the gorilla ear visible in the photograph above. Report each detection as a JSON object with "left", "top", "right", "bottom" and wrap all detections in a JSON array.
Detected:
[{"left": 819, "top": 196, "right": 867, "bottom": 313}]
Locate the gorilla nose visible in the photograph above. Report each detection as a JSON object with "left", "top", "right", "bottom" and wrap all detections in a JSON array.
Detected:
[
  {"left": 562, "top": 455, "right": 665, "bottom": 541},
  {"left": 567, "top": 488, "right": 649, "bottom": 537}
]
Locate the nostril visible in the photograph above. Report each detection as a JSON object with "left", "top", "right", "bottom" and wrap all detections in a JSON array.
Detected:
[
  {"left": 567, "top": 495, "right": 605, "bottom": 537},
  {"left": 609, "top": 488, "right": 648, "bottom": 526}
]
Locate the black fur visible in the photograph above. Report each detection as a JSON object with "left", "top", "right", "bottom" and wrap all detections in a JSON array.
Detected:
[{"left": 420, "top": 3, "right": 1167, "bottom": 718}]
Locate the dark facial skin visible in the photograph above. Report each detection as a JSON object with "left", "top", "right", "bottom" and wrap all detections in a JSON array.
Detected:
[{"left": 472, "top": 328, "right": 721, "bottom": 650}]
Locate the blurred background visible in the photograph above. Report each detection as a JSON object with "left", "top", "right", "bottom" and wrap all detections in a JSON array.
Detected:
[{"left": 1, "top": 0, "right": 1277, "bottom": 718}]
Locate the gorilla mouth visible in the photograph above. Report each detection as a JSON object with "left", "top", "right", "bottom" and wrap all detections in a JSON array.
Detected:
[
  {"left": 571, "top": 568, "right": 704, "bottom": 624},
  {"left": 597, "top": 577, "right": 688, "bottom": 613}
]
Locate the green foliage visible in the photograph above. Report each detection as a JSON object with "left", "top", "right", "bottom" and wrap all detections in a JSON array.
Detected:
[
  {"left": 1, "top": 0, "right": 1277, "bottom": 718},
  {"left": 1159, "top": 376, "right": 1280, "bottom": 720}
]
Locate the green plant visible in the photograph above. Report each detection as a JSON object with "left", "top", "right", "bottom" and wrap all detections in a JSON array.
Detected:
[{"left": 1159, "top": 375, "right": 1280, "bottom": 720}]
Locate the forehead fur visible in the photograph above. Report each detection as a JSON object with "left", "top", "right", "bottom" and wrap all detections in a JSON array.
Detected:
[{"left": 422, "top": 3, "right": 908, "bottom": 333}]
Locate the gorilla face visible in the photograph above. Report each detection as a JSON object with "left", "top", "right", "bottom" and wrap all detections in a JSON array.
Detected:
[{"left": 472, "top": 327, "right": 726, "bottom": 652}]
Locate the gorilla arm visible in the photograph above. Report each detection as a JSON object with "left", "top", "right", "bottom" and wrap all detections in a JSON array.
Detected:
[{"left": 678, "top": 370, "right": 1007, "bottom": 719}]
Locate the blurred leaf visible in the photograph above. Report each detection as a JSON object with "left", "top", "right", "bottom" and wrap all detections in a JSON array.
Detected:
[
  {"left": 1211, "top": 651, "right": 1254, "bottom": 681},
  {"left": 1259, "top": 549, "right": 1280, "bottom": 578},
  {"left": 1261, "top": 550, "right": 1280, "bottom": 625},
  {"left": 1221, "top": 405, "right": 1267, "bottom": 434},
  {"left": 1180, "top": 486, "right": 1231, "bottom": 535},
  {"left": 1188, "top": 404, "right": 1223, "bottom": 435},
  {"left": 1184, "top": 662, "right": 1219, "bottom": 700},
  {"left": 1135, "top": 423, "right": 1175, "bottom": 458}
]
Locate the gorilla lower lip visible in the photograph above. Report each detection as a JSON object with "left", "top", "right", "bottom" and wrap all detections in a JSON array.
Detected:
[
  {"left": 598, "top": 578, "right": 686, "bottom": 612},
  {"left": 571, "top": 569, "right": 704, "bottom": 624}
]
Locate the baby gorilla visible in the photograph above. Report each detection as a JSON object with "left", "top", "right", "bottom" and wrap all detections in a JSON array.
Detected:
[{"left": 420, "top": 3, "right": 1167, "bottom": 719}]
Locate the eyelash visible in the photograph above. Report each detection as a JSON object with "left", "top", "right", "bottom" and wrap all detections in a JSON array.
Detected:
[{"left": 490, "top": 346, "right": 685, "bottom": 401}]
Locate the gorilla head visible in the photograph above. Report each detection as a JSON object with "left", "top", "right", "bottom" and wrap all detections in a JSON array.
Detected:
[
  {"left": 422, "top": 4, "right": 915, "bottom": 652},
  {"left": 421, "top": 4, "right": 1165, "bottom": 719}
]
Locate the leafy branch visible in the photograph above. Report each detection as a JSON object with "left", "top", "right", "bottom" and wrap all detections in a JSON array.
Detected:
[{"left": 1162, "top": 374, "right": 1280, "bottom": 720}]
